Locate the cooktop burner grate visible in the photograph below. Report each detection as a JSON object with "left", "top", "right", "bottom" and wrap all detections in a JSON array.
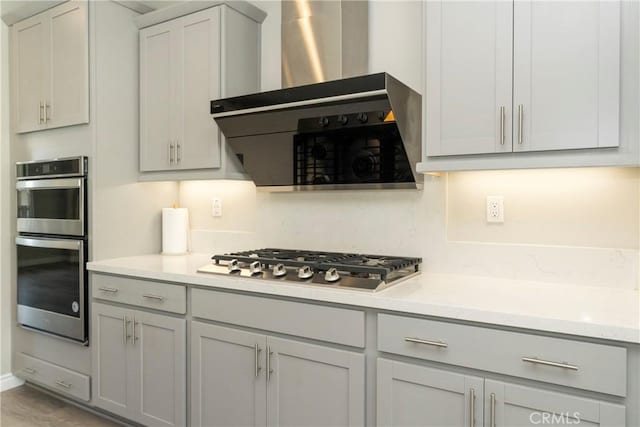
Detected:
[{"left": 212, "top": 248, "right": 421, "bottom": 281}]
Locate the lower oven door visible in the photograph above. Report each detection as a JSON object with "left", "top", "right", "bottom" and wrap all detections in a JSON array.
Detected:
[{"left": 16, "top": 236, "right": 87, "bottom": 343}]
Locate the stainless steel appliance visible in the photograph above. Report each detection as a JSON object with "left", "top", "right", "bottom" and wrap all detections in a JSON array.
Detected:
[
  {"left": 210, "top": 73, "right": 422, "bottom": 191},
  {"left": 16, "top": 157, "right": 88, "bottom": 343},
  {"left": 198, "top": 249, "right": 421, "bottom": 292}
]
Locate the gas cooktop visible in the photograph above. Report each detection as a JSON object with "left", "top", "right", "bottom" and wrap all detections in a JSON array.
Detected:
[{"left": 197, "top": 248, "right": 422, "bottom": 291}]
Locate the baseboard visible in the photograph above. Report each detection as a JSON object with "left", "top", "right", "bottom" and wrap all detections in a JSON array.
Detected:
[{"left": 0, "top": 373, "right": 25, "bottom": 392}]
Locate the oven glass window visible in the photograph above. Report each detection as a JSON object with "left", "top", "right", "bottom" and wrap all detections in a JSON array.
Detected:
[
  {"left": 17, "top": 188, "right": 80, "bottom": 220},
  {"left": 17, "top": 244, "right": 80, "bottom": 318}
]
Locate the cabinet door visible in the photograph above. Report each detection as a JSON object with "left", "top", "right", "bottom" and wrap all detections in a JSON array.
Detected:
[
  {"left": 485, "top": 380, "right": 625, "bottom": 427},
  {"left": 140, "top": 20, "right": 179, "bottom": 172},
  {"left": 377, "top": 358, "right": 483, "bottom": 427},
  {"left": 513, "top": 1, "right": 620, "bottom": 152},
  {"left": 266, "top": 337, "right": 365, "bottom": 427},
  {"left": 92, "top": 303, "right": 133, "bottom": 419},
  {"left": 177, "top": 7, "right": 222, "bottom": 170},
  {"left": 47, "top": 1, "right": 89, "bottom": 128},
  {"left": 425, "top": 0, "right": 513, "bottom": 156},
  {"left": 191, "top": 321, "right": 267, "bottom": 427},
  {"left": 130, "top": 310, "right": 186, "bottom": 427},
  {"left": 12, "top": 12, "right": 48, "bottom": 133}
]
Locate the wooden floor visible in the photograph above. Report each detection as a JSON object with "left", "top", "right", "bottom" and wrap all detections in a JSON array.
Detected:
[{"left": 0, "top": 385, "right": 120, "bottom": 427}]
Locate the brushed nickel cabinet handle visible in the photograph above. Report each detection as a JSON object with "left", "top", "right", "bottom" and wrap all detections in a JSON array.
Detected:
[
  {"left": 123, "top": 316, "right": 128, "bottom": 345},
  {"left": 55, "top": 380, "right": 71, "bottom": 389},
  {"left": 499, "top": 106, "right": 505, "bottom": 145},
  {"left": 169, "top": 142, "right": 175, "bottom": 164},
  {"left": 176, "top": 141, "right": 181, "bottom": 163},
  {"left": 405, "top": 337, "right": 448, "bottom": 348},
  {"left": 255, "top": 344, "right": 262, "bottom": 378},
  {"left": 266, "top": 346, "right": 273, "bottom": 381},
  {"left": 99, "top": 287, "right": 118, "bottom": 293},
  {"left": 133, "top": 318, "right": 139, "bottom": 345},
  {"left": 142, "top": 294, "right": 164, "bottom": 301},
  {"left": 469, "top": 388, "right": 476, "bottom": 427},
  {"left": 490, "top": 393, "right": 496, "bottom": 427},
  {"left": 23, "top": 367, "right": 36, "bottom": 375},
  {"left": 39, "top": 101, "right": 44, "bottom": 124},
  {"left": 45, "top": 102, "right": 50, "bottom": 123},
  {"left": 518, "top": 104, "right": 523, "bottom": 144},
  {"left": 522, "top": 357, "right": 578, "bottom": 371}
]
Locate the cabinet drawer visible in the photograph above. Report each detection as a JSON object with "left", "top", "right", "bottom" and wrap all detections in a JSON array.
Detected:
[
  {"left": 378, "top": 314, "right": 627, "bottom": 396},
  {"left": 192, "top": 288, "right": 365, "bottom": 347},
  {"left": 92, "top": 274, "right": 186, "bottom": 314},
  {"left": 16, "top": 353, "right": 90, "bottom": 401}
]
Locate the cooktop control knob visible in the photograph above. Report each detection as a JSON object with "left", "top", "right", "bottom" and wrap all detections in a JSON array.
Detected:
[
  {"left": 249, "top": 261, "right": 262, "bottom": 275},
  {"left": 324, "top": 267, "right": 340, "bottom": 282},
  {"left": 357, "top": 112, "right": 368, "bottom": 123},
  {"left": 298, "top": 265, "right": 314, "bottom": 280},
  {"left": 319, "top": 116, "right": 330, "bottom": 127},
  {"left": 228, "top": 259, "right": 241, "bottom": 273},
  {"left": 337, "top": 115, "right": 349, "bottom": 125},
  {"left": 272, "top": 263, "right": 287, "bottom": 277}
]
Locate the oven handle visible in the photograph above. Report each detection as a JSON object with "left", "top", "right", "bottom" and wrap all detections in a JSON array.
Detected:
[
  {"left": 16, "top": 178, "right": 83, "bottom": 191},
  {"left": 16, "top": 236, "right": 82, "bottom": 251}
]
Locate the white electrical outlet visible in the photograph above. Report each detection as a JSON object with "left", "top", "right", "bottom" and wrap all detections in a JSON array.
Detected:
[
  {"left": 212, "top": 198, "right": 222, "bottom": 217},
  {"left": 486, "top": 196, "right": 504, "bottom": 223}
]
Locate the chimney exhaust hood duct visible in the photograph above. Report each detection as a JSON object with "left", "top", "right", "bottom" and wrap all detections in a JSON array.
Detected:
[{"left": 209, "top": 1, "right": 422, "bottom": 191}]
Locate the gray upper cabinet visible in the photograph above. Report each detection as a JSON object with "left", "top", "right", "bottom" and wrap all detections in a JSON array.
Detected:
[
  {"left": 485, "top": 380, "right": 626, "bottom": 427},
  {"left": 377, "top": 358, "right": 483, "bottom": 427},
  {"left": 267, "top": 336, "right": 366, "bottom": 427},
  {"left": 12, "top": 0, "right": 89, "bottom": 133},
  {"left": 425, "top": 0, "right": 513, "bottom": 156},
  {"left": 423, "top": 0, "right": 624, "bottom": 167},
  {"left": 139, "top": 4, "right": 261, "bottom": 174},
  {"left": 191, "top": 321, "right": 267, "bottom": 427},
  {"left": 92, "top": 302, "right": 186, "bottom": 427},
  {"left": 190, "top": 321, "right": 365, "bottom": 427}
]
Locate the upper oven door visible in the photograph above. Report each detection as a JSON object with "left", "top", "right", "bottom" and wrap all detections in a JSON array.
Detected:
[{"left": 16, "top": 177, "right": 85, "bottom": 236}]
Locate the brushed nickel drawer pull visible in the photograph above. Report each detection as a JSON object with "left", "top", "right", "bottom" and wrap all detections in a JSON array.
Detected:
[
  {"left": 99, "top": 287, "right": 118, "bottom": 293},
  {"left": 142, "top": 294, "right": 164, "bottom": 301},
  {"left": 254, "top": 344, "right": 262, "bottom": 378},
  {"left": 55, "top": 380, "right": 72, "bottom": 389},
  {"left": 490, "top": 393, "right": 496, "bottom": 427},
  {"left": 23, "top": 367, "right": 36, "bottom": 375},
  {"left": 522, "top": 357, "right": 578, "bottom": 371},
  {"left": 469, "top": 388, "right": 476, "bottom": 427},
  {"left": 267, "top": 346, "right": 273, "bottom": 381},
  {"left": 405, "top": 337, "right": 448, "bottom": 348}
]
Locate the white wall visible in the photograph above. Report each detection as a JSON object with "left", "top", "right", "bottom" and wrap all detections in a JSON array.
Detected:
[
  {"left": 180, "top": 0, "right": 640, "bottom": 290},
  {"left": 0, "top": 9, "right": 10, "bottom": 376}
]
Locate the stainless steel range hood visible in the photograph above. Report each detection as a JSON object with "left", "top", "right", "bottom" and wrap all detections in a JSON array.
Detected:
[
  {"left": 209, "top": 0, "right": 422, "bottom": 191},
  {"left": 211, "top": 73, "right": 422, "bottom": 191}
]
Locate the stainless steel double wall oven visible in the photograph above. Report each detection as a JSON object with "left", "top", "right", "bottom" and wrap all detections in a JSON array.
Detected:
[{"left": 16, "top": 157, "right": 89, "bottom": 343}]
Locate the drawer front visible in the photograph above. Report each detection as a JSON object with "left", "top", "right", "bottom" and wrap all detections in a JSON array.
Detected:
[
  {"left": 378, "top": 314, "right": 627, "bottom": 396},
  {"left": 16, "top": 353, "right": 91, "bottom": 401},
  {"left": 92, "top": 273, "right": 186, "bottom": 314},
  {"left": 192, "top": 288, "right": 365, "bottom": 347}
]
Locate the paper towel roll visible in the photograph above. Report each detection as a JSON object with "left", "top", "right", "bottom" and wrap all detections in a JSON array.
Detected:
[{"left": 162, "top": 208, "right": 189, "bottom": 255}]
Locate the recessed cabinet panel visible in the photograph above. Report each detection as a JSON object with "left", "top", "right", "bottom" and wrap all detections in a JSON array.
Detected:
[
  {"left": 513, "top": 1, "right": 621, "bottom": 152},
  {"left": 140, "top": 23, "right": 176, "bottom": 171},
  {"left": 180, "top": 8, "right": 222, "bottom": 170},
  {"left": 49, "top": 1, "right": 89, "bottom": 128},
  {"left": 190, "top": 322, "right": 266, "bottom": 427},
  {"left": 426, "top": 0, "right": 513, "bottom": 156},
  {"left": 13, "top": 15, "right": 47, "bottom": 133}
]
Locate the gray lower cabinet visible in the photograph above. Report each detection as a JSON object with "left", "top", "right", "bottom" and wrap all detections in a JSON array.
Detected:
[
  {"left": 191, "top": 321, "right": 366, "bottom": 427},
  {"left": 485, "top": 380, "right": 626, "bottom": 427},
  {"left": 92, "top": 302, "right": 186, "bottom": 426},
  {"left": 377, "top": 358, "right": 483, "bottom": 427}
]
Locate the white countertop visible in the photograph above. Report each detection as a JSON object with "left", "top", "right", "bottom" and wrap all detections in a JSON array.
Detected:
[{"left": 87, "top": 253, "right": 640, "bottom": 344}]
